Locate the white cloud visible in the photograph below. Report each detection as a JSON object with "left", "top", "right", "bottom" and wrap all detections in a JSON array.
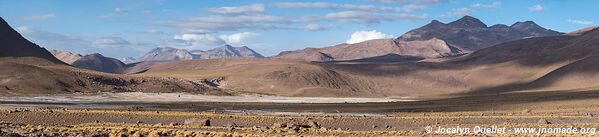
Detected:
[
  {"left": 346, "top": 30, "right": 394, "bottom": 44},
  {"left": 567, "top": 19, "right": 593, "bottom": 25},
  {"left": 325, "top": 11, "right": 427, "bottom": 23},
  {"left": 173, "top": 33, "right": 227, "bottom": 49},
  {"left": 369, "top": 0, "right": 445, "bottom": 3},
  {"left": 208, "top": 4, "right": 265, "bottom": 14},
  {"left": 402, "top": 4, "right": 427, "bottom": 12},
  {"left": 145, "top": 29, "right": 164, "bottom": 34},
  {"left": 100, "top": 7, "right": 130, "bottom": 18},
  {"left": 113, "top": 8, "right": 129, "bottom": 13},
  {"left": 274, "top": 2, "right": 425, "bottom": 12},
  {"left": 528, "top": 5, "right": 544, "bottom": 12},
  {"left": 443, "top": 8, "right": 472, "bottom": 17},
  {"left": 23, "top": 13, "right": 56, "bottom": 20},
  {"left": 162, "top": 14, "right": 290, "bottom": 32},
  {"left": 302, "top": 24, "right": 329, "bottom": 31},
  {"left": 92, "top": 37, "right": 131, "bottom": 48},
  {"left": 472, "top": 1, "right": 501, "bottom": 9},
  {"left": 219, "top": 32, "right": 257, "bottom": 45}
]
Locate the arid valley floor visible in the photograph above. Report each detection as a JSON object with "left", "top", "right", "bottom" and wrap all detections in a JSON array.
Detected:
[{"left": 1, "top": 90, "right": 599, "bottom": 136}]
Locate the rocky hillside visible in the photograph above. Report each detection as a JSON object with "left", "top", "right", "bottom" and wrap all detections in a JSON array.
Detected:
[
  {"left": 71, "top": 53, "right": 128, "bottom": 74},
  {"left": 51, "top": 50, "right": 129, "bottom": 74},
  {"left": 275, "top": 16, "right": 562, "bottom": 62}
]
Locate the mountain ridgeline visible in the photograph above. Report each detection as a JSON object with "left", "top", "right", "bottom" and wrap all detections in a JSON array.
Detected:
[
  {"left": 138, "top": 45, "right": 264, "bottom": 62},
  {"left": 0, "top": 17, "right": 64, "bottom": 64},
  {"left": 51, "top": 50, "right": 128, "bottom": 74},
  {"left": 275, "top": 16, "right": 563, "bottom": 62}
]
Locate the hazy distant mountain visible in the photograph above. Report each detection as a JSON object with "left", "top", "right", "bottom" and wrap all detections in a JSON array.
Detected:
[
  {"left": 191, "top": 45, "right": 264, "bottom": 59},
  {"left": 276, "top": 16, "right": 563, "bottom": 62},
  {"left": 50, "top": 50, "right": 82, "bottom": 64},
  {"left": 138, "top": 47, "right": 195, "bottom": 62},
  {"left": 0, "top": 17, "right": 64, "bottom": 64},
  {"left": 139, "top": 45, "right": 264, "bottom": 62},
  {"left": 119, "top": 57, "right": 138, "bottom": 64}
]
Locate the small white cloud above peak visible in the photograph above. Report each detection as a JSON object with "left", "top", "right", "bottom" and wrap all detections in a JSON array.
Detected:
[
  {"left": 303, "top": 24, "right": 330, "bottom": 31},
  {"left": 208, "top": 4, "right": 265, "bottom": 15},
  {"left": 92, "top": 37, "right": 131, "bottom": 48},
  {"left": 567, "top": 19, "right": 593, "bottom": 25},
  {"left": 113, "top": 8, "right": 129, "bottom": 13},
  {"left": 472, "top": 1, "right": 501, "bottom": 9},
  {"left": 219, "top": 32, "right": 257, "bottom": 45},
  {"left": 23, "top": 13, "right": 56, "bottom": 20},
  {"left": 174, "top": 33, "right": 226, "bottom": 50},
  {"left": 528, "top": 5, "right": 544, "bottom": 12},
  {"left": 442, "top": 8, "right": 472, "bottom": 17},
  {"left": 346, "top": 30, "right": 394, "bottom": 44}
]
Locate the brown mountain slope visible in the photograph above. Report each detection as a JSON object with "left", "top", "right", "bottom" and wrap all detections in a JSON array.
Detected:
[
  {"left": 275, "top": 38, "right": 459, "bottom": 62},
  {"left": 50, "top": 50, "right": 82, "bottom": 64},
  {"left": 51, "top": 50, "right": 129, "bottom": 74},
  {"left": 0, "top": 17, "right": 63, "bottom": 64},
  {"left": 137, "top": 58, "right": 378, "bottom": 97},
  {"left": 71, "top": 53, "right": 128, "bottom": 74},
  {"left": 0, "top": 58, "right": 220, "bottom": 96},
  {"left": 567, "top": 26, "right": 599, "bottom": 36}
]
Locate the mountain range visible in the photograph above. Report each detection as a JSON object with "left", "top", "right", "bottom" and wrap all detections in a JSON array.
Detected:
[
  {"left": 138, "top": 45, "right": 264, "bottom": 62},
  {"left": 137, "top": 26, "right": 599, "bottom": 97},
  {"left": 50, "top": 45, "right": 264, "bottom": 73},
  {"left": 4, "top": 15, "right": 599, "bottom": 98},
  {"left": 275, "top": 16, "right": 563, "bottom": 62},
  {"left": 0, "top": 17, "right": 219, "bottom": 96}
]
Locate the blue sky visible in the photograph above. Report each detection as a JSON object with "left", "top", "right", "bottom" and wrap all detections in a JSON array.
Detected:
[{"left": 0, "top": 0, "right": 597, "bottom": 59}]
